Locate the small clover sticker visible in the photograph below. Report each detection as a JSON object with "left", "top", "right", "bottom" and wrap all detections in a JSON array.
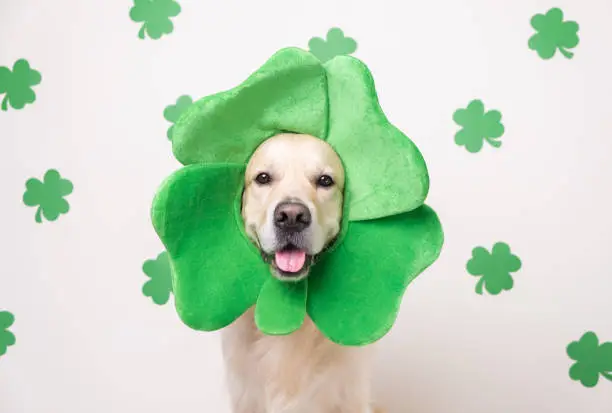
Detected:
[
  {"left": 567, "top": 332, "right": 612, "bottom": 388},
  {"left": 163, "top": 95, "right": 193, "bottom": 140},
  {"left": 529, "top": 8, "right": 579, "bottom": 60},
  {"left": 453, "top": 100, "right": 505, "bottom": 153},
  {"left": 0, "top": 59, "right": 42, "bottom": 111},
  {"left": 23, "top": 169, "right": 74, "bottom": 223},
  {"left": 0, "top": 311, "right": 16, "bottom": 358},
  {"left": 129, "top": 0, "right": 181, "bottom": 40},
  {"left": 142, "top": 251, "right": 173, "bottom": 305},
  {"left": 466, "top": 242, "right": 521, "bottom": 295},
  {"left": 308, "top": 28, "right": 357, "bottom": 63}
]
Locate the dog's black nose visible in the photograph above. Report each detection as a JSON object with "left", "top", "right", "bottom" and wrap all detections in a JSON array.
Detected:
[{"left": 274, "top": 202, "right": 311, "bottom": 232}]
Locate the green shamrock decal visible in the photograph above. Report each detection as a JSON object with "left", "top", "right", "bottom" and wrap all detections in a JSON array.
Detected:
[
  {"left": 0, "top": 59, "right": 42, "bottom": 111},
  {"left": 567, "top": 332, "right": 612, "bottom": 388},
  {"left": 142, "top": 251, "right": 173, "bottom": 305},
  {"left": 129, "top": 0, "right": 181, "bottom": 40},
  {"left": 466, "top": 242, "right": 521, "bottom": 295},
  {"left": 453, "top": 100, "right": 504, "bottom": 153},
  {"left": 528, "top": 8, "right": 579, "bottom": 60},
  {"left": 163, "top": 95, "right": 193, "bottom": 140},
  {"left": 23, "top": 169, "right": 74, "bottom": 223},
  {"left": 151, "top": 48, "right": 443, "bottom": 346},
  {"left": 0, "top": 311, "right": 16, "bottom": 358},
  {"left": 308, "top": 28, "right": 357, "bottom": 63}
]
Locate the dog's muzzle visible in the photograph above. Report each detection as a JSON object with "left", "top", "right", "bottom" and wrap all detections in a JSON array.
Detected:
[{"left": 266, "top": 201, "right": 313, "bottom": 277}]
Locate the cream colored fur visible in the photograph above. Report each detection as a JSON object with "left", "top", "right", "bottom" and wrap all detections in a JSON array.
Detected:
[{"left": 222, "top": 133, "right": 382, "bottom": 413}]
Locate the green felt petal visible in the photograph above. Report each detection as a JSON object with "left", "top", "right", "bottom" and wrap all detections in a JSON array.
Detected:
[
  {"left": 255, "top": 277, "right": 307, "bottom": 335},
  {"left": 151, "top": 163, "right": 268, "bottom": 331},
  {"left": 307, "top": 205, "right": 443, "bottom": 346},
  {"left": 172, "top": 48, "right": 328, "bottom": 166},
  {"left": 323, "top": 56, "right": 430, "bottom": 221}
]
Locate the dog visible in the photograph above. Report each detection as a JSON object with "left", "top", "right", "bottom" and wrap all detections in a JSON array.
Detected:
[{"left": 221, "top": 133, "right": 381, "bottom": 413}]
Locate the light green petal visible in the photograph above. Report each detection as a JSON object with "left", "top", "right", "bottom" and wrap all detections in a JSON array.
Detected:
[
  {"left": 567, "top": 332, "right": 599, "bottom": 361},
  {"left": 43, "top": 169, "right": 60, "bottom": 184},
  {"left": 546, "top": 8, "right": 564, "bottom": 24},
  {"left": 323, "top": 56, "right": 429, "bottom": 221},
  {"left": 560, "top": 22, "right": 580, "bottom": 48},
  {"left": 129, "top": 4, "right": 148, "bottom": 22},
  {"left": 12, "top": 59, "right": 31, "bottom": 75},
  {"left": 466, "top": 99, "right": 485, "bottom": 116},
  {"left": 307, "top": 205, "right": 443, "bottom": 345},
  {"left": 466, "top": 247, "right": 490, "bottom": 275},
  {"left": 452, "top": 108, "right": 470, "bottom": 126},
  {"left": 151, "top": 163, "right": 268, "bottom": 331},
  {"left": 42, "top": 206, "right": 60, "bottom": 221},
  {"left": 172, "top": 48, "right": 328, "bottom": 165},
  {"left": 3, "top": 331, "right": 16, "bottom": 346},
  {"left": 0, "top": 311, "right": 14, "bottom": 329},
  {"left": 530, "top": 14, "right": 547, "bottom": 31},
  {"left": 255, "top": 277, "right": 307, "bottom": 335},
  {"left": 28, "top": 68, "right": 41, "bottom": 86},
  {"left": 308, "top": 37, "right": 333, "bottom": 63},
  {"left": 23, "top": 178, "right": 43, "bottom": 206},
  {"left": 57, "top": 179, "right": 74, "bottom": 197},
  {"left": 54, "top": 198, "right": 69, "bottom": 214}
]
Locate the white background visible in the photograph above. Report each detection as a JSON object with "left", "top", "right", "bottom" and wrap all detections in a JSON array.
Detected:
[{"left": 1, "top": 0, "right": 611, "bottom": 412}]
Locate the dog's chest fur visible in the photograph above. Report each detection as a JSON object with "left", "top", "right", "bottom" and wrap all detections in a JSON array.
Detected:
[{"left": 221, "top": 308, "right": 373, "bottom": 413}]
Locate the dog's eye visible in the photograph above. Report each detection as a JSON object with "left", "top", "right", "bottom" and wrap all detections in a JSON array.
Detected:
[
  {"left": 255, "top": 172, "right": 272, "bottom": 185},
  {"left": 317, "top": 174, "right": 334, "bottom": 188}
]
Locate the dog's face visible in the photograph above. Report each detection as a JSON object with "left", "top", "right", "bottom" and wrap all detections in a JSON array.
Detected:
[{"left": 241, "top": 133, "right": 345, "bottom": 280}]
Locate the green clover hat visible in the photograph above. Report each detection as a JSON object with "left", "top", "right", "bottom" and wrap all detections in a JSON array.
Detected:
[{"left": 151, "top": 47, "right": 444, "bottom": 346}]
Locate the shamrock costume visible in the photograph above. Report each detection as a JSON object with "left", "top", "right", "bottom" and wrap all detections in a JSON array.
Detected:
[{"left": 151, "top": 47, "right": 444, "bottom": 346}]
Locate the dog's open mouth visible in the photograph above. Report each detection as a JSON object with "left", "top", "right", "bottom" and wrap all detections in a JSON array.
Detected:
[{"left": 263, "top": 244, "right": 313, "bottom": 279}]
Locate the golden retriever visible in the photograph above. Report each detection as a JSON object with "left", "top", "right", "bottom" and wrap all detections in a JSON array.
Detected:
[{"left": 221, "top": 133, "right": 381, "bottom": 413}]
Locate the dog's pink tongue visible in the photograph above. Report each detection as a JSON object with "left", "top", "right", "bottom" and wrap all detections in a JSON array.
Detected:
[{"left": 275, "top": 250, "right": 306, "bottom": 273}]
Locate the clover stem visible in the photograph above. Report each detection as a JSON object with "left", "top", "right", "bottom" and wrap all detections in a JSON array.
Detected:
[
  {"left": 475, "top": 277, "right": 485, "bottom": 295},
  {"left": 138, "top": 25, "right": 146, "bottom": 39},
  {"left": 1, "top": 95, "right": 8, "bottom": 111},
  {"left": 484, "top": 137, "right": 502, "bottom": 148},
  {"left": 559, "top": 47, "right": 574, "bottom": 59},
  {"left": 602, "top": 371, "right": 612, "bottom": 382},
  {"left": 35, "top": 207, "right": 42, "bottom": 223}
]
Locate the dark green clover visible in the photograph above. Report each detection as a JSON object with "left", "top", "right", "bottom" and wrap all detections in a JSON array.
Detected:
[
  {"left": 567, "top": 332, "right": 612, "bottom": 388},
  {"left": 23, "top": 169, "right": 73, "bottom": 223},
  {"left": 308, "top": 28, "right": 357, "bottom": 63},
  {"left": 0, "top": 59, "right": 42, "bottom": 111},
  {"left": 528, "top": 8, "right": 579, "bottom": 60},
  {"left": 0, "top": 311, "right": 16, "bottom": 358},
  {"left": 142, "top": 251, "right": 173, "bottom": 305},
  {"left": 453, "top": 100, "right": 504, "bottom": 153},
  {"left": 129, "top": 0, "right": 181, "bottom": 40},
  {"left": 466, "top": 242, "right": 521, "bottom": 295}
]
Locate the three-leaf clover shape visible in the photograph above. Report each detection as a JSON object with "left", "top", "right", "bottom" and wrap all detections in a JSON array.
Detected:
[
  {"left": 151, "top": 48, "right": 443, "bottom": 346},
  {"left": 23, "top": 169, "right": 73, "bottom": 223},
  {"left": 466, "top": 242, "right": 521, "bottom": 295},
  {"left": 529, "top": 8, "right": 579, "bottom": 60},
  {"left": 129, "top": 0, "right": 181, "bottom": 40},
  {"left": 0, "top": 59, "right": 42, "bottom": 111},
  {"left": 453, "top": 100, "right": 505, "bottom": 153},
  {"left": 163, "top": 95, "right": 193, "bottom": 140},
  {"left": 567, "top": 332, "right": 612, "bottom": 387},
  {"left": 308, "top": 28, "right": 357, "bottom": 63},
  {"left": 142, "top": 252, "right": 173, "bottom": 305},
  {"left": 0, "top": 311, "right": 16, "bottom": 357}
]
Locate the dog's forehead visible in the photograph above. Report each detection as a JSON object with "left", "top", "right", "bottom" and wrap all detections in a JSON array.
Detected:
[{"left": 248, "top": 134, "right": 342, "bottom": 173}]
